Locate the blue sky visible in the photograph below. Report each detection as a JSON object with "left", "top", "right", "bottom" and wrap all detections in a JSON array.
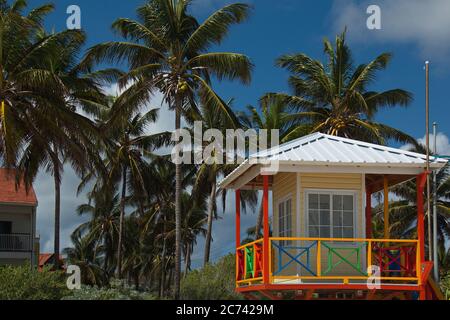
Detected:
[{"left": 28, "top": 0, "right": 450, "bottom": 267}]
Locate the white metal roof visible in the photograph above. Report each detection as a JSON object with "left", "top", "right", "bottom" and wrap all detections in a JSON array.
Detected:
[{"left": 219, "top": 133, "right": 448, "bottom": 189}]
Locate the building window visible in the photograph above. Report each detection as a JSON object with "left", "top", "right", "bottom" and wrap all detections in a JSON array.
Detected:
[
  {"left": 0, "top": 221, "right": 12, "bottom": 234},
  {"left": 278, "top": 198, "right": 292, "bottom": 239},
  {"left": 307, "top": 191, "right": 355, "bottom": 239}
]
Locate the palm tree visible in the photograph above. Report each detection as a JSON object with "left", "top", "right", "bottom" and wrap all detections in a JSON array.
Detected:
[
  {"left": 379, "top": 162, "right": 450, "bottom": 266},
  {"left": 273, "top": 30, "right": 417, "bottom": 145},
  {"left": 81, "top": 0, "right": 253, "bottom": 298},
  {"left": 64, "top": 230, "right": 107, "bottom": 286},
  {"left": 74, "top": 191, "right": 121, "bottom": 278},
  {"left": 10, "top": 24, "right": 109, "bottom": 268},
  {"left": 238, "top": 94, "right": 302, "bottom": 237},
  {"left": 193, "top": 99, "right": 238, "bottom": 266},
  {"left": 100, "top": 103, "right": 171, "bottom": 278},
  {"left": 143, "top": 156, "right": 196, "bottom": 296}
]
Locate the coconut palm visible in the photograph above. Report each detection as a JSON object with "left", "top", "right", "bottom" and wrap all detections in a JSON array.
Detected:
[
  {"left": 74, "top": 191, "right": 121, "bottom": 277},
  {"left": 81, "top": 0, "right": 253, "bottom": 298},
  {"left": 11, "top": 24, "right": 110, "bottom": 269},
  {"left": 64, "top": 230, "right": 107, "bottom": 286},
  {"left": 375, "top": 160, "right": 450, "bottom": 267},
  {"left": 238, "top": 94, "right": 305, "bottom": 238},
  {"left": 100, "top": 105, "right": 171, "bottom": 278},
  {"left": 142, "top": 156, "right": 196, "bottom": 296},
  {"left": 273, "top": 30, "right": 417, "bottom": 145}
]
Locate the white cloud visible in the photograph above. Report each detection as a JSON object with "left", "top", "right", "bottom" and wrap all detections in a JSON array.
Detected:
[
  {"left": 35, "top": 166, "right": 89, "bottom": 253},
  {"left": 401, "top": 132, "right": 450, "bottom": 156},
  {"left": 331, "top": 0, "right": 450, "bottom": 62},
  {"left": 36, "top": 84, "right": 182, "bottom": 253}
]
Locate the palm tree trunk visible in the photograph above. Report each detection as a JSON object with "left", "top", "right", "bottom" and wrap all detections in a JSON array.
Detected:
[
  {"left": 53, "top": 170, "right": 61, "bottom": 270},
  {"left": 174, "top": 103, "right": 182, "bottom": 300},
  {"left": 184, "top": 245, "right": 191, "bottom": 277},
  {"left": 204, "top": 180, "right": 217, "bottom": 266},
  {"left": 116, "top": 165, "right": 127, "bottom": 279},
  {"left": 160, "top": 217, "right": 167, "bottom": 297}
]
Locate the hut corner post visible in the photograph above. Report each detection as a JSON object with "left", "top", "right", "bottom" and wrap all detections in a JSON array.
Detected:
[
  {"left": 417, "top": 172, "right": 428, "bottom": 300},
  {"left": 263, "top": 175, "right": 270, "bottom": 285}
]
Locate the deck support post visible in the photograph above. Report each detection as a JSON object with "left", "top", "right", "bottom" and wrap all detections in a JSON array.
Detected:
[
  {"left": 236, "top": 189, "right": 241, "bottom": 248},
  {"left": 417, "top": 173, "right": 427, "bottom": 265},
  {"left": 365, "top": 187, "right": 373, "bottom": 238},
  {"left": 263, "top": 175, "right": 270, "bottom": 285},
  {"left": 383, "top": 176, "right": 390, "bottom": 239}
]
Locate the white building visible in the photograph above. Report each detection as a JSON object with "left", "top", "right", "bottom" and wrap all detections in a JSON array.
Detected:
[{"left": 0, "top": 169, "right": 39, "bottom": 267}]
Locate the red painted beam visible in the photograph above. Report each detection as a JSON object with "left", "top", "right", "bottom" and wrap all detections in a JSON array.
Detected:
[
  {"left": 262, "top": 176, "right": 270, "bottom": 285},
  {"left": 236, "top": 189, "right": 241, "bottom": 248},
  {"left": 417, "top": 173, "right": 428, "bottom": 264}
]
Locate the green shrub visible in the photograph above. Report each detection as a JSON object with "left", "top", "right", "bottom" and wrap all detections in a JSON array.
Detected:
[
  {"left": 181, "top": 254, "right": 242, "bottom": 300},
  {"left": 441, "top": 273, "right": 450, "bottom": 300},
  {"left": 0, "top": 265, "right": 69, "bottom": 300},
  {"left": 62, "top": 280, "right": 156, "bottom": 300}
]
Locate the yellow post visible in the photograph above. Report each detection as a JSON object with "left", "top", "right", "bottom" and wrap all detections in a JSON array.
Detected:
[
  {"left": 253, "top": 244, "right": 257, "bottom": 279},
  {"left": 384, "top": 176, "right": 390, "bottom": 239},
  {"left": 244, "top": 248, "right": 247, "bottom": 280},
  {"left": 317, "top": 241, "right": 321, "bottom": 277},
  {"left": 367, "top": 241, "right": 372, "bottom": 276}
]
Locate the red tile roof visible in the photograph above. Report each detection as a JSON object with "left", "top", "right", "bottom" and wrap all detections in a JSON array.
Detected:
[
  {"left": 0, "top": 169, "right": 38, "bottom": 206},
  {"left": 38, "top": 253, "right": 65, "bottom": 271}
]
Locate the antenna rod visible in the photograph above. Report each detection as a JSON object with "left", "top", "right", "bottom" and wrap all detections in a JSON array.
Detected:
[{"left": 425, "top": 61, "right": 432, "bottom": 261}]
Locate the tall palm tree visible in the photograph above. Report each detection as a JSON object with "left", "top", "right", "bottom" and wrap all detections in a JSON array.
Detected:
[
  {"left": 238, "top": 94, "right": 303, "bottom": 237},
  {"left": 193, "top": 99, "right": 238, "bottom": 266},
  {"left": 142, "top": 156, "right": 196, "bottom": 296},
  {"left": 74, "top": 191, "right": 121, "bottom": 278},
  {"left": 81, "top": 0, "right": 253, "bottom": 298},
  {"left": 379, "top": 162, "right": 450, "bottom": 266},
  {"left": 273, "top": 30, "right": 417, "bottom": 145},
  {"left": 100, "top": 104, "right": 170, "bottom": 278},
  {"left": 9, "top": 22, "right": 109, "bottom": 268},
  {"left": 64, "top": 230, "right": 107, "bottom": 286}
]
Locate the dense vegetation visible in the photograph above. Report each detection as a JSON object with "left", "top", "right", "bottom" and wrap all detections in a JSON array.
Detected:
[
  {"left": 0, "top": 266, "right": 69, "bottom": 300},
  {"left": 0, "top": 0, "right": 449, "bottom": 300}
]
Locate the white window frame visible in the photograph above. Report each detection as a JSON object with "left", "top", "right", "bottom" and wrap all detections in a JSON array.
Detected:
[
  {"left": 277, "top": 194, "right": 293, "bottom": 239},
  {"left": 305, "top": 189, "right": 358, "bottom": 239}
]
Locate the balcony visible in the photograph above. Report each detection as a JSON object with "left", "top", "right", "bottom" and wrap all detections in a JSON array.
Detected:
[
  {"left": 0, "top": 234, "right": 32, "bottom": 252},
  {"left": 236, "top": 237, "right": 421, "bottom": 290}
]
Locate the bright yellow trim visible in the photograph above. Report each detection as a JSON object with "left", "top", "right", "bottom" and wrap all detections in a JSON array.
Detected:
[
  {"left": 268, "top": 239, "right": 273, "bottom": 284},
  {"left": 237, "top": 239, "right": 263, "bottom": 250},
  {"left": 269, "top": 237, "right": 418, "bottom": 243},
  {"left": 367, "top": 241, "right": 372, "bottom": 276},
  {"left": 317, "top": 240, "right": 321, "bottom": 277},
  {"left": 417, "top": 244, "right": 422, "bottom": 285},
  {"left": 237, "top": 277, "right": 263, "bottom": 285},
  {"left": 272, "top": 276, "right": 419, "bottom": 282},
  {"left": 1, "top": 100, "right": 6, "bottom": 136}
]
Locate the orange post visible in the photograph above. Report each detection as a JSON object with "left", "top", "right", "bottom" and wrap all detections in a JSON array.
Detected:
[
  {"left": 417, "top": 173, "right": 427, "bottom": 264},
  {"left": 365, "top": 187, "right": 372, "bottom": 238},
  {"left": 263, "top": 175, "right": 270, "bottom": 284}
]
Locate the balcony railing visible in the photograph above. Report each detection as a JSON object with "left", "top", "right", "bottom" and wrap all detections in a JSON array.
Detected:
[
  {"left": 0, "top": 234, "right": 32, "bottom": 252},
  {"left": 236, "top": 237, "right": 420, "bottom": 287}
]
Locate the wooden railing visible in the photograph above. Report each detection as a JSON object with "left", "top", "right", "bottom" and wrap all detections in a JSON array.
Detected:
[
  {"left": 0, "top": 234, "right": 31, "bottom": 252},
  {"left": 236, "top": 237, "right": 420, "bottom": 287}
]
